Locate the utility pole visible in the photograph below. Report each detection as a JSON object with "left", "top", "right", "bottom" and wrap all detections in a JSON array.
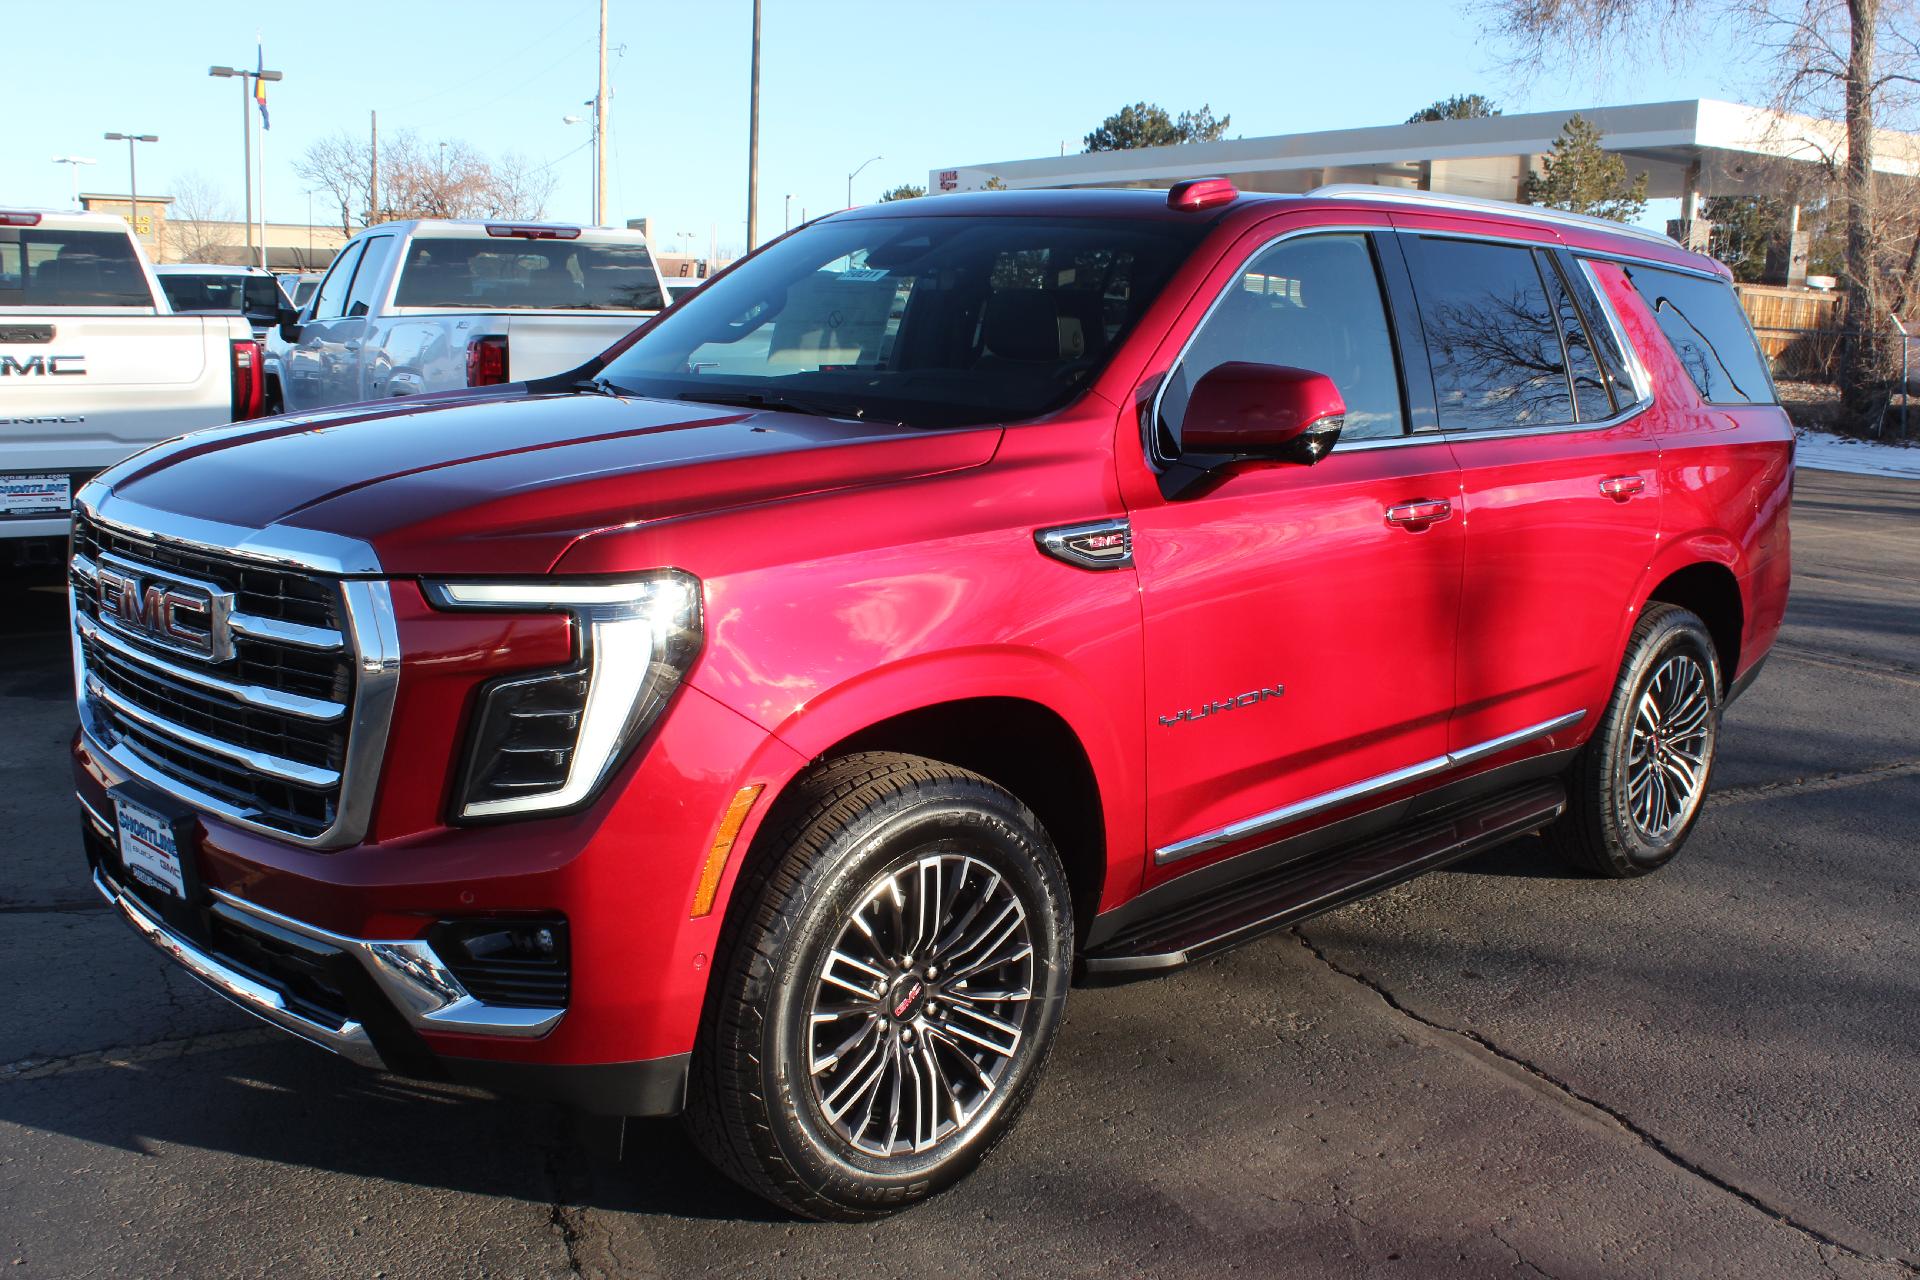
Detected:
[
  {"left": 596, "top": 0, "right": 610, "bottom": 226},
  {"left": 747, "top": 0, "right": 761, "bottom": 250},
  {"left": 369, "top": 110, "right": 380, "bottom": 224}
]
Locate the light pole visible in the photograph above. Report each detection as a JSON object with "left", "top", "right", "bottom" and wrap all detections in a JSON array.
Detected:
[
  {"left": 746, "top": 0, "right": 761, "bottom": 250},
  {"left": 51, "top": 156, "right": 96, "bottom": 210},
  {"left": 847, "top": 155, "right": 882, "bottom": 210},
  {"left": 784, "top": 193, "right": 793, "bottom": 232},
  {"left": 103, "top": 133, "right": 158, "bottom": 246},
  {"left": 564, "top": 112, "right": 597, "bottom": 221},
  {"left": 209, "top": 63, "right": 282, "bottom": 268}
]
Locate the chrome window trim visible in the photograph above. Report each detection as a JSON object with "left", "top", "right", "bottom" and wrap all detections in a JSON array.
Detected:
[
  {"left": 1434, "top": 398, "right": 1653, "bottom": 446},
  {"left": 75, "top": 575, "right": 401, "bottom": 851},
  {"left": 1330, "top": 432, "right": 1450, "bottom": 454},
  {"left": 1154, "top": 711, "right": 1586, "bottom": 865},
  {"left": 1572, "top": 255, "right": 1656, "bottom": 404},
  {"left": 75, "top": 488, "right": 384, "bottom": 577},
  {"left": 1145, "top": 223, "right": 1402, "bottom": 472}
]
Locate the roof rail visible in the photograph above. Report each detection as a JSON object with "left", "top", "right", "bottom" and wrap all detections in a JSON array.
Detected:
[{"left": 1306, "top": 183, "right": 1680, "bottom": 249}]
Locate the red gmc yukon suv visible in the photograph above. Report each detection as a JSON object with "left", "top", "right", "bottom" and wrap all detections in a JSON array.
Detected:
[{"left": 70, "top": 181, "right": 1792, "bottom": 1219}]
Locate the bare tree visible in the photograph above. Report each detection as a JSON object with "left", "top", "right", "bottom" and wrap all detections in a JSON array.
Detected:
[
  {"left": 1483, "top": 0, "right": 1920, "bottom": 431},
  {"left": 167, "top": 173, "right": 235, "bottom": 263},
  {"left": 295, "top": 129, "right": 559, "bottom": 229}
]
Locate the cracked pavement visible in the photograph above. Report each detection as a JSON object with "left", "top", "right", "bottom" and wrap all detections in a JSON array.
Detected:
[{"left": 2, "top": 467, "right": 1917, "bottom": 1278}]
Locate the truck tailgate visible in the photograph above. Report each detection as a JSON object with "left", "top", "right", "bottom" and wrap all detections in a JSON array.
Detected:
[
  {"left": 501, "top": 313, "right": 649, "bottom": 380},
  {"left": 1, "top": 315, "right": 238, "bottom": 466}
]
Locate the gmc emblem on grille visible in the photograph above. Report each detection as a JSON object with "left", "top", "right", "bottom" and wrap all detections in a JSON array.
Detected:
[{"left": 94, "top": 564, "right": 235, "bottom": 662}]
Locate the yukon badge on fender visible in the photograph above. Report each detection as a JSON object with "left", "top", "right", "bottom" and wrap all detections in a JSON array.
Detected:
[{"left": 1159, "top": 685, "right": 1285, "bottom": 726}]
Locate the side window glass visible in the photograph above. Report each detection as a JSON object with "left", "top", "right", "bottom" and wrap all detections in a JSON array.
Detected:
[
  {"left": 344, "top": 237, "right": 396, "bottom": 318},
  {"left": 1403, "top": 236, "right": 1573, "bottom": 431},
  {"left": 1159, "top": 232, "right": 1406, "bottom": 452},
  {"left": 309, "top": 239, "right": 366, "bottom": 321},
  {"left": 1537, "top": 251, "right": 1614, "bottom": 421},
  {"left": 1624, "top": 264, "right": 1776, "bottom": 405},
  {"left": 1558, "top": 253, "right": 1641, "bottom": 409}
]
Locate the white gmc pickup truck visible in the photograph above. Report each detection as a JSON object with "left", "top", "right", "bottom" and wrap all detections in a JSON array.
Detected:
[
  {"left": 1, "top": 209, "right": 264, "bottom": 561},
  {"left": 270, "top": 219, "right": 667, "bottom": 413}
]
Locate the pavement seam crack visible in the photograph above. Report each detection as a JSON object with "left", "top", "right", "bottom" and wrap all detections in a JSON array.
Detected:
[
  {"left": 1709, "top": 757, "right": 1920, "bottom": 804},
  {"left": 1292, "top": 929, "right": 1920, "bottom": 1275},
  {"left": 543, "top": 1113, "right": 592, "bottom": 1279},
  {"left": 0, "top": 900, "right": 110, "bottom": 915},
  {"left": 2, "top": 1028, "right": 277, "bottom": 1083}
]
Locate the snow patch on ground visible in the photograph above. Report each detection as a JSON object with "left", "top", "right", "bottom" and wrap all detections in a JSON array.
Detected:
[{"left": 1795, "top": 427, "right": 1920, "bottom": 479}]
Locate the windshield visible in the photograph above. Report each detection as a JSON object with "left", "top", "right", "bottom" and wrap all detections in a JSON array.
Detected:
[
  {"left": 392, "top": 237, "right": 665, "bottom": 311},
  {"left": 159, "top": 273, "right": 281, "bottom": 315},
  {"left": 0, "top": 228, "right": 153, "bottom": 308},
  {"left": 597, "top": 214, "right": 1206, "bottom": 428}
]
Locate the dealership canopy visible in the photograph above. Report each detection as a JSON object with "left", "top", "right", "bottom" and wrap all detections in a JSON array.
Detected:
[{"left": 929, "top": 99, "right": 1920, "bottom": 222}]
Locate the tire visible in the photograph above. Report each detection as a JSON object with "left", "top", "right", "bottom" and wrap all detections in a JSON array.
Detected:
[
  {"left": 684, "top": 752, "right": 1074, "bottom": 1220},
  {"left": 1548, "top": 603, "right": 1722, "bottom": 877},
  {"left": 263, "top": 377, "right": 284, "bottom": 417}
]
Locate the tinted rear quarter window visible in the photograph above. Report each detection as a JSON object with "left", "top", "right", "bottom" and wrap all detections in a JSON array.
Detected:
[
  {"left": 1624, "top": 264, "right": 1776, "bottom": 405},
  {"left": 1402, "top": 236, "right": 1573, "bottom": 430},
  {"left": 0, "top": 228, "right": 152, "bottom": 308},
  {"left": 393, "top": 238, "right": 666, "bottom": 311}
]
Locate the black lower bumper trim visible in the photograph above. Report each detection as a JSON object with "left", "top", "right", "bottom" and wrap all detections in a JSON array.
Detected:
[{"left": 443, "top": 1052, "right": 691, "bottom": 1117}]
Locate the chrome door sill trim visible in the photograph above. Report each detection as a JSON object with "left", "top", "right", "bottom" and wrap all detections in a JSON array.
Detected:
[{"left": 1154, "top": 710, "right": 1586, "bottom": 865}]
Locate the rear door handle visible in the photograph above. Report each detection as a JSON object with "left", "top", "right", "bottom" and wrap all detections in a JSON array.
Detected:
[
  {"left": 1385, "top": 498, "right": 1452, "bottom": 531},
  {"left": 1599, "top": 474, "right": 1646, "bottom": 500}
]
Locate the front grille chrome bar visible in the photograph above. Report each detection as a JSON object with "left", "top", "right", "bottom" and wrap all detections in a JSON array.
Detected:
[
  {"left": 86, "top": 675, "right": 344, "bottom": 788},
  {"left": 227, "top": 611, "right": 345, "bottom": 651},
  {"left": 78, "top": 614, "right": 347, "bottom": 721}
]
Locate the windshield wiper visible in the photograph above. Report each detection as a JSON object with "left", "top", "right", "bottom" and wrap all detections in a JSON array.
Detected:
[{"left": 672, "top": 389, "right": 878, "bottom": 422}]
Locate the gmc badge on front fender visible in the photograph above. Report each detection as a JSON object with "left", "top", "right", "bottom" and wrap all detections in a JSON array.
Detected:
[{"left": 1036, "top": 518, "right": 1132, "bottom": 570}]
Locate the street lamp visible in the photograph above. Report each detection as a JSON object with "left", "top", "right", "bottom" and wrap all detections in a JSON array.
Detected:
[
  {"left": 51, "top": 156, "right": 96, "bottom": 210},
  {"left": 209, "top": 63, "right": 283, "bottom": 269},
  {"left": 103, "top": 133, "right": 158, "bottom": 246},
  {"left": 784, "top": 192, "right": 794, "bottom": 232},
  {"left": 847, "top": 155, "right": 882, "bottom": 210},
  {"left": 564, "top": 112, "right": 597, "bottom": 221}
]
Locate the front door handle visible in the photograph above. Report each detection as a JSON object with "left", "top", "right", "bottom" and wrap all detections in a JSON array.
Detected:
[
  {"left": 1599, "top": 474, "right": 1646, "bottom": 500},
  {"left": 1385, "top": 498, "right": 1452, "bottom": 531}
]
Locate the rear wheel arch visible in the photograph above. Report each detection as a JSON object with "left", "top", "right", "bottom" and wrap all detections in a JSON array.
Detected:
[{"left": 1642, "top": 561, "right": 1744, "bottom": 692}]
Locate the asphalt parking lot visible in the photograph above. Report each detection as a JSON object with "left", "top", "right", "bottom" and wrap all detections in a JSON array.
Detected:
[{"left": 2, "top": 465, "right": 1916, "bottom": 1279}]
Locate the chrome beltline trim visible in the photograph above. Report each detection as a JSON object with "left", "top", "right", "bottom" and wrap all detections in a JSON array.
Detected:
[
  {"left": 75, "top": 488, "right": 384, "bottom": 577},
  {"left": 77, "top": 613, "right": 346, "bottom": 722},
  {"left": 1154, "top": 710, "right": 1587, "bottom": 865}
]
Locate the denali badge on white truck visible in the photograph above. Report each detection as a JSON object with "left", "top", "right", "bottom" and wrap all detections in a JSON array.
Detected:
[
  {"left": 269, "top": 219, "right": 668, "bottom": 414},
  {"left": 0, "top": 209, "right": 266, "bottom": 562}
]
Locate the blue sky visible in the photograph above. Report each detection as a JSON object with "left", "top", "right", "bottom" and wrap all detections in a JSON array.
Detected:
[{"left": 7, "top": 0, "right": 1767, "bottom": 257}]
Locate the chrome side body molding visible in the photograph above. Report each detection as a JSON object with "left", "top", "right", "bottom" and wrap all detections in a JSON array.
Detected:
[{"left": 1154, "top": 711, "right": 1587, "bottom": 865}]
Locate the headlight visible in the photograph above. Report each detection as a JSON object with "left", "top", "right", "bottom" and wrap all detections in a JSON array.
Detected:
[{"left": 423, "top": 573, "right": 703, "bottom": 820}]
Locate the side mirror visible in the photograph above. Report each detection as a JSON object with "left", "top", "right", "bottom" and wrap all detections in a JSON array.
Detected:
[
  {"left": 277, "top": 305, "right": 303, "bottom": 344},
  {"left": 1180, "top": 362, "right": 1347, "bottom": 466}
]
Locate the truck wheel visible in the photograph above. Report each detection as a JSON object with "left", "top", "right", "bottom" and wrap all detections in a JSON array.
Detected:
[
  {"left": 685, "top": 752, "right": 1073, "bottom": 1220},
  {"left": 1549, "top": 603, "right": 1721, "bottom": 877}
]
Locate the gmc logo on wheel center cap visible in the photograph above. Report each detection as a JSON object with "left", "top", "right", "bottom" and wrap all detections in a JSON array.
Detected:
[{"left": 94, "top": 563, "right": 234, "bottom": 663}]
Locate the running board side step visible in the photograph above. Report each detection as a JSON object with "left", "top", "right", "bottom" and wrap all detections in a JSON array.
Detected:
[{"left": 1080, "top": 780, "right": 1566, "bottom": 982}]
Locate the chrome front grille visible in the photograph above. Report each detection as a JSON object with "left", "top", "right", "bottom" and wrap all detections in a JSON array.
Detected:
[{"left": 71, "top": 509, "right": 400, "bottom": 848}]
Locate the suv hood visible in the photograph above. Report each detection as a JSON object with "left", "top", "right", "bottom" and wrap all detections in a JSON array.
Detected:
[{"left": 95, "top": 389, "right": 1003, "bottom": 575}]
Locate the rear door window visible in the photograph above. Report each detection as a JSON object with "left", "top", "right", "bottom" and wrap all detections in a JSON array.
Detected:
[
  {"left": 392, "top": 238, "right": 666, "bottom": 311},
  {"left": 1160, "top": 232, "right": 1408, "bottom": 449},
  {"left": 1537, "top": 251, "right": 1614, "bottom": 421},
  {"left": 309, "top": 239, "right": 366, "bottom": 321},
  {"left": 344, "top": 236, "right": 396, "bottom": 317},
  {"left": 1402, "top": 236, "right": 1574, "bottom": 431},
  {"left": 0, "top": 228, "right": 152, "bottom": 308},
  {"left": 1623, "top": 264, "right": 1776, "bottom": 405}
]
